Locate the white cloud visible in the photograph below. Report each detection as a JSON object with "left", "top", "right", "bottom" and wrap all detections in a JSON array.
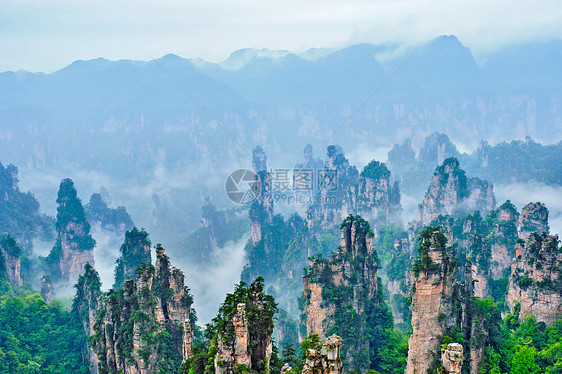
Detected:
[
  {"left": 170, "top": 234, "right": 249, "bottom": 325},
  {"left": 91, "top": 223, "right": 126, "bottom": 291}
]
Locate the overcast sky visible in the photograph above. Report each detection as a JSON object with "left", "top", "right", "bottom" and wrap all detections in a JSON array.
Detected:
[{"left": 2, "top": 0, "right": 562, "bottom": 72}]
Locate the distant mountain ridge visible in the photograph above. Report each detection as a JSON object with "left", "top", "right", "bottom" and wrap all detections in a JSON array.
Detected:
[{"left": 2, "top": 35, "right": 561, "bottom": 111}]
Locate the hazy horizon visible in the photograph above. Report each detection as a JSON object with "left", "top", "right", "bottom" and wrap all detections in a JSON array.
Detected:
[{"left": 2, "top": 0, "right": 562, "bottom": 72}]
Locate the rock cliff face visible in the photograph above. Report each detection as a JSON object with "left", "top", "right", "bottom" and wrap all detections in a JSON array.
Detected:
[
  {"left": 212, "top": 278, "right": 275, "bottom": 374},
  {"left": 113, "top": 227, "right": 151, "bottom": 289},
  {"left": 519, "top": 202, "right": 549, "bottom": 239},
  {"left": 0, "top": 235, "right": 23, "bottom": 286},
  {"left": 214, "top": 303, "right": 252, "bottom": 373},
  {"left": 73, "top": 263, "right": 102, "bottom": 374},
  {"left": 406, "top": 227, "right": 459, "bottom": 374},
  {"left": 91, "top": 246, "right": 194, "bottom": 374},
  {"left": 47, "top": 179, "right": 96, "bottom": 283},
  {"left": 406, "top": 224, "right": 515, "bottom": 374},
  {"left": 441, "top": 343, "right": 464, "bottom": 374},
  {"left": 418, "top": 158, "right": 495, "bottom": 227},
  {"left": 463, "top": 216, "right": 491, "bottom": 299},
  {"left": 301, "top": 335, "right": 344, "bottom": 374},
  {"left": 488, "top": 201, "right": 519, "bottom": 279},
  {"left": 507, "top": 232, "right": 562, "bottom": 325},
  {"left": 303, "top": 269, "right": 335, "bottom": 340},
  {"left": 303, "top": 215, "right": 391, "bottom": 372}
]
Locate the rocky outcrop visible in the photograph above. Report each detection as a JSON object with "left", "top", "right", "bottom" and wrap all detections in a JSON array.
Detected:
[
  {"left": 418, "top": 158, "right": 467, "bottom": 226},
  {"left": 87, "top": 193, "right": 134, "bottom": 232},
  {"left": 303, "top": 215, "right": 391, "bottom": 372},
  {"left": 154, "top": 247, "right": 193, "bottom": 356},
  {"left": 418, "top": 158, "right": 495, "bottom": 227},
  {"left": 417, "top": 132, "right": 461, "bottom": 167},
  {"left": 212, "top": 278, "right": 275, "bottom": 374},
  {"left": 489, "top": 201, "right": 519, "bottom": 279},
  {"left": 0, "top": 162, "right": 53, "bottom": 254},
  {"left": 441, "top": 343, "right": 464, "bottom": 374},
  {"left": 0, "top": 235, "right": 23, "bottom": 286},
  {"left": 314, "top": 146, "right": 359, "bottom": 229},
  {"left": 304, "top": 215, "right": 378, "bottom": 337},
  {"left": 519, "top": 202, "right": 549, "bottom": 239},
  {"left": 47, "top": 179, "right": 96, "bottom": 283},
  {"left": 301, "top": 335, "right": 344, "bottom": 374},
  {"left": 114, "top": 227, "right": 151, "bottom": 289},
  {"left": 91, "top": 246, "right": 194, "bottom": 374},
  {"left": 507, "top": 232, "right": 562, "bottom": 325},
  {"left": 250, "top": 146, "right": 274, "bottom": 244},
  {"left": 297, "top": 144, "right": 324, "bottom": 170},
  {"left": 73, "top": 263, "right": 102, "bottom": 374},
  {"left": 466, "top": 229, "right": 491, "bottom": 299},
  {"left": 214, "top": 303, "right": 251, "bottom": 373},
  {"left": 406, "top": 227, "right": 458, "bottom": 374},
  {"left": 356, "top": 160, "right": 402, "bottom": 225}
]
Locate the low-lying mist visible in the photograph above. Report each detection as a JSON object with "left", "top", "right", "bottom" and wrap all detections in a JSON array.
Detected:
[
  {"left": 169, "top": 234, "right": 249, "bottom": 325},
  {"left": 91, "top": 224, "right": 127, "bottom": 291}
]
